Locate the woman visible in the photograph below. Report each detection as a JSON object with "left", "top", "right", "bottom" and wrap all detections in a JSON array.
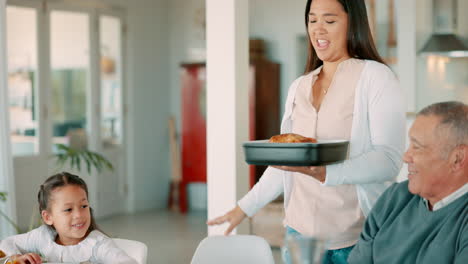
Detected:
[{"left": 208, "top": 0, "right": 406, "bottom": 263}]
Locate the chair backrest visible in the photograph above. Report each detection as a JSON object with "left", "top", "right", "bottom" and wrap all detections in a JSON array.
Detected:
[
  {"left": 113, "top": 238, "right": 148, "bottom": 264},
  {"left": 190, "top": 235, "right": 275, "bottom": 264}
]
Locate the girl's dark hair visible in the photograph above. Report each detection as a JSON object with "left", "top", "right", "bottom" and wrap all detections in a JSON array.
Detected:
[
  {"left": 304, "top": 0, "right": 385, "bottom": 73},
  {"left": 38, "top": 172, "right": 99, "bottom": 234}
]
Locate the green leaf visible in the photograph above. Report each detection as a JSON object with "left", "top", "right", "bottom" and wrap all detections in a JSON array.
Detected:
[
  {"left": 56, "top": 143, "right": 69, "bottom": 152},
  {"left": 92, "top": 153, "right": 104, "bottom": 172},
  {"left": 51, "top": 144, "right": 114, "bottom": 174},
  {"left": 70, "top": 154, "right": 77, "bottom": 170},
  {"left": 76, "top": 153, "right": 81, "bottom": 172},
  {"left": 104, "top": 158, "right": 114, "bottom": 170},
  {"left": 81, "top": 152, "right": 92, "bottom": 174},
  {"left": 0, "top": 192, "right": 7, "bottom": 202},
  {"left": 55, "top": 153, "right": 66, "bottom": 168},
  {"left": 87, "top": 151, "right": 101, "bottom": 173}
]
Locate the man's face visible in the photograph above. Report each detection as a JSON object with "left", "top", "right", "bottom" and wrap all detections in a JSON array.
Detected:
[{"left": 403, "top": 115, "right": 451, "bottom": 200}]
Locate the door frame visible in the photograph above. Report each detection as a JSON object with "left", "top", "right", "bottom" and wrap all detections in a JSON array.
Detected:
[{"left": 0, "top": 0, "right": 17, "bottom": 238}]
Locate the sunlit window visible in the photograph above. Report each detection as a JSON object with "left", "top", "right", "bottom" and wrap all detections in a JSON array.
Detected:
[
  {"left": 50, "top": 11, "right": 89, "bottom": 151},
  {"left": 100, "top": 15, "right": 123, "bottom": 147},
  {"left": 7, "top": 6, "right": 39, "bottom": 156}
]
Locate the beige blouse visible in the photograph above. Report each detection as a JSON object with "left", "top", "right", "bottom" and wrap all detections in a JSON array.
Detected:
[{"left": 284, "top": 58, "right": 366, "bottom": 250}]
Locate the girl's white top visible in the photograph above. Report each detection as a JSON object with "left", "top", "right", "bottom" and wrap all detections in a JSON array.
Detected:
[
  {"left": 0, "top": 225, "right": 137, "bottom": 264},
  {"left": 238, "top": 59, "right": 406, "bottom": 218}
]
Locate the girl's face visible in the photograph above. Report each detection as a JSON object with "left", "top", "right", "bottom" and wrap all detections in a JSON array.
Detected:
[
  {"left": 42, "top": 185, "right": 91, "bottom": 245},
  {"left": 308, "top": 0, "right": 350, "bottom": 63}
]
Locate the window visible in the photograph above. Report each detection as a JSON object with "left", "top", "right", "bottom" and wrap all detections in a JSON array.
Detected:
[
  {"left": 100, "top": 15, "right": 123, "bottom": 147},
  {"left": 7, "top": 6, "right": 38, "bottom": 156},
  {"left": 50, "top": 10, "right": 89, "bottom": 150}
]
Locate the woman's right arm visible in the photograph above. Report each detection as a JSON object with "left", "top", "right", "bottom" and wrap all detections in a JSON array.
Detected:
[
  {"left": 207, "top": 166, "right": 285, "bottom": 235},
  {"left": 237, "top": 166, "right": 284, "bottom": 216},
  {"left": 206, "top": 76, "right": 302, "bottom": 235}
]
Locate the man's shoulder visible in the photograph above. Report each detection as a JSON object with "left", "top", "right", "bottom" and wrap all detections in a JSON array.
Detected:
[
  {"left": 373, "top": 181, "right": 417, "bottom": 214},
  {"left": 383, "top": 180, "right": 413, "bottom": 200}
]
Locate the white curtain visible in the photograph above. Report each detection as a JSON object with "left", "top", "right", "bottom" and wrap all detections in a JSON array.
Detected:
[{"left": 0, "top": 0, "right": 17, "bottom": 238}]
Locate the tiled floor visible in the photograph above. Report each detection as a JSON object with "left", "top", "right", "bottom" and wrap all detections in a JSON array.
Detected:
[{"left": 98, "top": 209, "right": 282, "bottom": 263}]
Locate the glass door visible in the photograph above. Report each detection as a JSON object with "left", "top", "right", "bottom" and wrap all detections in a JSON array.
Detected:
[
  {"left": 4, "top": 0, "right": 47, "bottom": 233},
  {"left": 50, "top": 10, "right": 90, "bottom": 151},
  {"left": 100, "top": 15, "right": 123, "bottom": 147},
  {"left": 96, "top": 12, "right": 127, "bottom": 218},
  {"left": 6, "top": 0, "right": 128, "bottom": 229}
]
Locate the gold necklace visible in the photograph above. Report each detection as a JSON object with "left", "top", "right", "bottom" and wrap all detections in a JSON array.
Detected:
[{"left": 323, "top": 86, "right": 328, "bottom": 95}]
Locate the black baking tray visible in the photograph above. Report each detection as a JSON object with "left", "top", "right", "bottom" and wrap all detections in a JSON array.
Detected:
[{"left": 243, "top": 139, "right": 349, "bottom": 166}]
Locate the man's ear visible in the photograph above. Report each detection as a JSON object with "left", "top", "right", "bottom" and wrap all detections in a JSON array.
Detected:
[
  {"left": 41, "top": 210, "right": 53, "bottom": 225},
  {"left": 450, "top": 145, "right": 467, "bottom": 171}
]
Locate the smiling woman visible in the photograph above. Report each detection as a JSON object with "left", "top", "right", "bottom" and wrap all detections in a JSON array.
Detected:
[
  {"left": 208, "top": 0, "right": 406, "bottom": 263},
  {"left": 303, "top": 0, "right": 384, "bottom": 73}
]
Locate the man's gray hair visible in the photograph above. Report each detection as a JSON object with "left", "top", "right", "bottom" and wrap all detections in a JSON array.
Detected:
[{"left": 418, "top": 101, "right": 468, "bottom": 156}]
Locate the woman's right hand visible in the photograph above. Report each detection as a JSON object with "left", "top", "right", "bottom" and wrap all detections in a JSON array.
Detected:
[{"left": 206, "top": 205, "right": 247, "bottom": 235}]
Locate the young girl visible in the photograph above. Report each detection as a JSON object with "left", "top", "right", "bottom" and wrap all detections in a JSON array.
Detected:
[{"left": 0, "top": 172, "right": 137, "bottom": 264}]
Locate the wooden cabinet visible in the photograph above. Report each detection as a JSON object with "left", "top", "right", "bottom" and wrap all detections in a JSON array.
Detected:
[
  {"left": 180, "top": 42, "right": 280, "bottom": 212},
  {"left": 248, "top": 55, "right": 280, "bottom": 186}
]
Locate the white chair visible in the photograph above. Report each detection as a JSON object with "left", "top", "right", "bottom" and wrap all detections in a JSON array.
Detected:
[
  {"left": 191, "top": 235, "right": 275, "bottom": 264},
  {"left": 113, "top": 238, "right": 148, "bottom": 264}
]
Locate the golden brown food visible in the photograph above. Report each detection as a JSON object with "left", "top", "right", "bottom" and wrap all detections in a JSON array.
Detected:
[
  {"left": 268, "top": 133, "right": 317, "bottom": 143},
  {"left": 0, "top": 250, "right": 5, "bottom": 258}
]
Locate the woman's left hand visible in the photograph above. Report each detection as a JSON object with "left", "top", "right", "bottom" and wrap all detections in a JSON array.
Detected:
[{"left": 271, "top": 165, "right": 326, "bottom": 183}]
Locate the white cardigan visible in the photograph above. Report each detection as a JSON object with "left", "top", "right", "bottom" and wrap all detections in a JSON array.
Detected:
[{"left": 238, "top": 60, "right": 406, "bottom": 217}]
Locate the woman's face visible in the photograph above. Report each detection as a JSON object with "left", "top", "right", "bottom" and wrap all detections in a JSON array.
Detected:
[{"left": 308, "top": 0, "right": 350, "bottom": 63}]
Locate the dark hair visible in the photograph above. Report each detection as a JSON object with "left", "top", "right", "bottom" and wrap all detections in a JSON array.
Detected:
[
  {"left": 304, "top": 0, "right": 385, "bottom": 73},
  {"left": 418, "top": 101, "right": 468, "bottom": 156},
  {"left": 38, "top": 172, "right": 100, "bottom": 234}
]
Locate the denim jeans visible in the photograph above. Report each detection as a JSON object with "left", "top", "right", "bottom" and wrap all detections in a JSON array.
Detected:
[
  {"left": 282, "top": 226, "right": 354, "bottom": 264},
  {"left": 322, "top": 245, "right": 354, "bottom": 264}
]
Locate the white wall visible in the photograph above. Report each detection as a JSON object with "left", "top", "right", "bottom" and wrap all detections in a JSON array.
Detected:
[
  {"left": 168, "top": 0, "right": 204, "bottom": 132},
  {"left": 119, "top": 0, "right": 171, "bottom": 212}
]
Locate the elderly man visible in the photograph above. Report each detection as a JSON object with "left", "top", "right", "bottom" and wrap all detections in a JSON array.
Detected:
[{"left": 348, "top": 101, "right": 467, "bottom": 264}]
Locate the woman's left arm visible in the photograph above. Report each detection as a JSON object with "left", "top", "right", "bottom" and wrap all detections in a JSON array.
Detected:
[
  {"left": 274, "top": 64, "right": 405, "bottom": 185},
  {"left": 324, "top": 63, "right": 406, "bottom": 185}
]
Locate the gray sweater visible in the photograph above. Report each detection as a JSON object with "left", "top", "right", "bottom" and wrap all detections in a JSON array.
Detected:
[{"left": 348, "top": 181, "right": 467, "bottom": 264}]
